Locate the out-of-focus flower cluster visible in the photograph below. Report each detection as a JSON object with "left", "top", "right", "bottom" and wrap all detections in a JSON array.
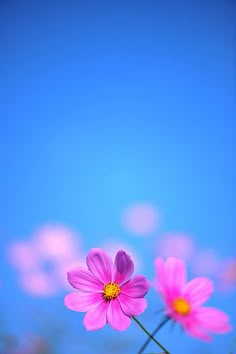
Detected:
[{"left": 7, "top": 225, "right": 85, "bottom": 296}]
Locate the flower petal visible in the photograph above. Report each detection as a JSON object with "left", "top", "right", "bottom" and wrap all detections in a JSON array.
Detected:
[
  {"left": 155, "top": 257, "right": 186, "bottom": 298},
  {"left": 64, "top": 292, "right": 102, "bottom": 312},
  {"left": 83, "top": 301, "right": 109, "bottom": 330},
  {"left": 183, "top": 318, "right": 212, "bottom": 342},
  {"left": 166, "top": 257, "right": 186, "bottom": 294},
  {"left": 121, "top": 275, "right": 150, "bottom": 298},
  {"left": 113, "top": 250, "right": 134, "bottom": 285},
  {"left": 194, "top": 307, "right": 232, "bottom": 334},
  {"left": 107, "top": 299, "right": 131, "bottom": 330},
  {"left": 67, "top": 266, "right": 103, "bottom": 292},
  {"left": 86, "top": 248, "right": 113, "bottom": 284},
  {"left": 184, "top": 277, "right": 213, "bottom": 308},
  {"left": 118, "top": 293, "right": 147, "bottom": 316}
]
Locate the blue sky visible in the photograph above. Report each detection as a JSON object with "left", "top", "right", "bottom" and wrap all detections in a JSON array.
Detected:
[{"left": 0, "top": 0, "right": 235, "bottom": 353}]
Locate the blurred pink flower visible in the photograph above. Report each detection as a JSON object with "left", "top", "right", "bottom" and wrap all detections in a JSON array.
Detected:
[
  {"left": 155, "top": 257, "right": 231, "bottom": 341},
  {"left": 7, "top": 240, "right": 39, "bottom": 271},
  {"left": 156, "top": 233, "right": 195, "bottom": 261},
  {"left": 19, "top": 271, "right": 58, "bottom": 297},
  {"left": 218, "top": 259, "right": 236, "bottom": 291},
  {"left": 7, "top": 224, "right": 84, "bottom": 296},
  {"left": 33, "top": 225, "right": 81, "bottom": 261},
  {"left": 122, "top": 203, "right": 159, "bottom": 236},
  {"left": 64, "top": 248, "right": 150, "bottom": 331},
  {"left": 191, "top": 250, "right": 221, "bottom": 276}
]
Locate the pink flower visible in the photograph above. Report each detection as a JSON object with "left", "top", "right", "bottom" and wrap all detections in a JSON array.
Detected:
[
  {"left": 155, "top": 257, "right": 232, "bottom": 341},
  {"left": 64, "top": 248, "right": 150, "bottom": 331}
]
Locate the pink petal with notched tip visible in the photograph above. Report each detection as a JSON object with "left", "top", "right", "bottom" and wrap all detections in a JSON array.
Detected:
[
  {"left": 83, "top": 301, "right": 109, "bottom": 331},
  {"left": 56, "top": 257, "right": 86, "bottom": 289},
  {"left": 118, "top": 293, "right": 147, "bottom": 316},
  {"left": 184, "top": 277, "right": 213, "bottom": 308},
  {"left": 86, "top": 248, "right": 113, "bottom": 284},
  {"left": 64, "top": 292, "right": 103, "bottom": 312},
  {"left": 121, "top": 275, "right": 150, "bottom": 298},
  {"left": 103, "top": 242, "right": 141, "bottom": 271},
  {"left": 67, "top": 266, "right": 103, "bottom": 292},
  {"left": 106, "top": 299, "right": 131, "bottom": 331},
  {"left": 113, "top": 250, "right": 134, "bottom": 285}
]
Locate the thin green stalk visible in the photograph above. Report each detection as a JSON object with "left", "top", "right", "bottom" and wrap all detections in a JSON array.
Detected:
[
  {"left": 138, "top": 316, "right": 170, "bottom": 354},
  {"left": 132, "top": 317, "right": 170, "bottom": 354}
]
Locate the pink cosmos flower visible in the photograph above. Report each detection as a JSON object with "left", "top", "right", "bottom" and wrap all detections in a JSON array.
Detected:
[
  {"left": 64, "top": 248, "right": 150, "bottom": 331},
  {"left": 155, "top": 257, "right": 232, "bottom": 341}
]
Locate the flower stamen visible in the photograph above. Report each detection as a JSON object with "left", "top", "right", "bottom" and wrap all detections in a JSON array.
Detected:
[
  {"left": 103, "top": 282, "right": 120, "bottom": 300},
  {"left": 173, "top": 298, "right": 191, "bottom": 315}
]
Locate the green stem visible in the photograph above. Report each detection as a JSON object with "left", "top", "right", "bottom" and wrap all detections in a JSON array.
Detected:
[
  {"left": 132, "top": 317, "right": 170, "bottom": 354},
  {"left": 138, "top": 316, "right": 170, "bottom": 354}
]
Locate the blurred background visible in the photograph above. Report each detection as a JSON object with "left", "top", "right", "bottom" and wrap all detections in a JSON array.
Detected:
[{"left": 0, "top": 0, "right": 235, "bottom": 353}]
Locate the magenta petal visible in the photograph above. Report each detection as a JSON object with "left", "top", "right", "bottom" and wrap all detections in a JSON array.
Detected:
[
  {"left": 86, "top": 248, "right": 113, "bottom": 284},
  {"left": 194, "top": 307, "right": 232, "bottom": 334},
  {"left": 107, "top": 299, "right": 131, "bottom": 331},
  {"left": 184, "top": 277, "right": 213, "bottom": 308},
  {"left": 64, "top": 292, "right": 102, "bottom": 312},
  {"left": 113, "top": 250, "right": 134, "bottom": 284},
  {"left": 67, "top": 266, "right": 103, "bottom": 292},
  {"left": 83, "top": 301, "right": 109, "bottom": 331},
  {"left": 121, "top": 275, "right": 150, "bottom": 298},
  {"left": 118, "top": 293, "right": 147, "bottom": 316}
]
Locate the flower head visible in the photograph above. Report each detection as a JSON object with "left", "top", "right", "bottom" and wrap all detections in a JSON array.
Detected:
[
  {"left": 64, "top": 248, "right": 150, "bottom": 331},
  {"left": 155, "top": 257, "right": 232, "bottom": 341}
]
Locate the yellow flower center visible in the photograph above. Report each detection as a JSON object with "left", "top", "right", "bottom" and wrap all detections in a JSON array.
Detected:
[
  {"left": 173, "top": 298, "right": 191, "bottom": 315},
  {"left": 103, "top": 282, "right": 120, "bottom": 300}
]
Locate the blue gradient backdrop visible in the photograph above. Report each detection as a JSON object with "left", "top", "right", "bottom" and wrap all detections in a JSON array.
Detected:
[{"left": 0, "top": 0, "right": 235, "bottom": 353}]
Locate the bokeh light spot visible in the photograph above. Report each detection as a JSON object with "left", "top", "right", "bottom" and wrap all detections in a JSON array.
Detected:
[{"left": 122, "top": 203, "right": 159, "bottom": 236}]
